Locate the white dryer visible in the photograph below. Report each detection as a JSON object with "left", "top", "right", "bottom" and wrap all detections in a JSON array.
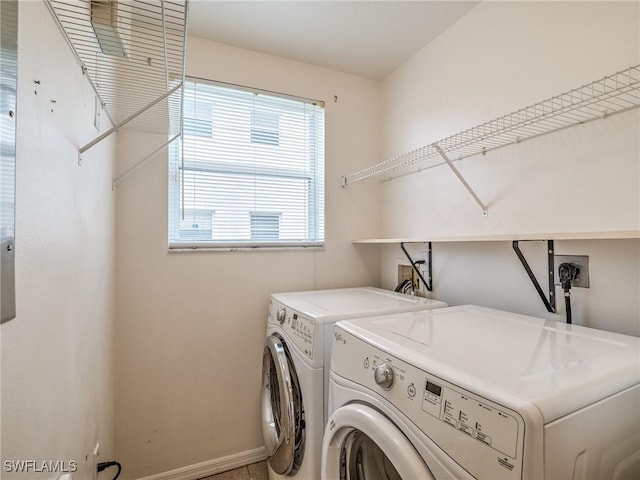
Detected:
[
  {"left": 261, "top": 287, "right": 448, "bottom": 479},
  {"left": 322, "top": 305, "right": 640, "bottom": 480}
]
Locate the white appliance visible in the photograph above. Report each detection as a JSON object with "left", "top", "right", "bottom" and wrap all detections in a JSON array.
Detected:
[
  {"left": 322, "top": 305, "right": 640, "bottom": 480},
  {"left": 261, "top": 287, "right": 448, "bottom": 479}
]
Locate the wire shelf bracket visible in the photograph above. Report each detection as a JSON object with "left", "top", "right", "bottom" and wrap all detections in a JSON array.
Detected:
[
  {"left": 434, "top": 143, "right": 488, "bottom": 216},
  {"left": 45, "top": 0, "right": 188, "bottom": 172},
  {"left": 513, "top": 240, "right": 556, "bottom": 313},
  {"left": 400, "top": 242, "right": 433, "bottom": 292},
  {"left": 112, "top": 132, "right": 181, "bottom": 189},
  {"left": 78, "top": 82, "right": 182, "bottom": 164},
  {"left": 342, "top": 65, "right": 640, "bottom": 188}
]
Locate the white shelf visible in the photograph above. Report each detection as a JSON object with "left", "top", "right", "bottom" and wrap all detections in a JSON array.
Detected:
[
  {"left": 353, "top": 231, "right": 640, "bottom": 244},
  {"left": 46, "top": 0, "right": 188, "bottom": 159},
  {"left": 343, "top": 65, "right": 640, "bottom": 186}
]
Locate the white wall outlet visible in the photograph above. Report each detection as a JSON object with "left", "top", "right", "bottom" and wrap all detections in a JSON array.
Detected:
[
  {"left": 92, "top": 442, "right": 100, "bottom": 480},
  {"left": 58, "top": 474, "right": 73, "bottom": 480}
]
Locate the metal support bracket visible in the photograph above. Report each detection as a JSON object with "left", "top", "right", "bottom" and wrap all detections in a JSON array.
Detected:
[
  {"left": 513, "top": 240, "right": 556, "bottom": 313},
  {"left": 434, "top": 143, "right": 488, "bottom": 216},
  {"left": 400, "top": 242, "right": 433, "bottom": 292},
  {"left": 78, "top": 82, "right": 182, "bottom": 164},
  {"left": 112, "top": 133, "right": 181, "bottom": 189}
]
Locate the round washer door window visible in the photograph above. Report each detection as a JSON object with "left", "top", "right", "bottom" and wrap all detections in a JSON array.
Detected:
[
  {"left": 344, "top": 430, "right": 402, "bottom": 479},
  {"left": 261, "top": 334, "right": 305, "bottom": 475},
  {"left": 322, "top": 403, "right": 434, "bottom": 480}
]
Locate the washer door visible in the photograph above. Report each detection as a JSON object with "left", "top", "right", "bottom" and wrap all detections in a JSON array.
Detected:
[
  {"left": 262, "top": 334, "right": 305, "bottom": 475},
  {"left": 322, "top": 403, "right": 434, "bottom": 480}
]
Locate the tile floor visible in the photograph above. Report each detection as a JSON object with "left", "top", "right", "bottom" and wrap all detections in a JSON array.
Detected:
[{"left": 199, "top": 461, "right": 268, "bottom": 480}]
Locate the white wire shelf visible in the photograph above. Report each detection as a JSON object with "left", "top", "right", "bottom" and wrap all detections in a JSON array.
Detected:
[
  {"left": 343, "top": 65, "right": 640, "bottom": 186},
  {"left": 45, "top": 0, "right": 188, "bottom": 158}
]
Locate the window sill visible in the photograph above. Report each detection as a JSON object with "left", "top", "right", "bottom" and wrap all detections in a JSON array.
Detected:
[{"left": 168, "top": 242, "right": 324, "bottom": 253}]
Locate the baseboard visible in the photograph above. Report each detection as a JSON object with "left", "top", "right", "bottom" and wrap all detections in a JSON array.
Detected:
[{"left": 137, "top": 447, "right": 267, "bottom": 480}]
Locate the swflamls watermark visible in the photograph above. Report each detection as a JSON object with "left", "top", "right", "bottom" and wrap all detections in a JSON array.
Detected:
[{"left": 3, "top": 460, "right": 78, "bottom": 473}]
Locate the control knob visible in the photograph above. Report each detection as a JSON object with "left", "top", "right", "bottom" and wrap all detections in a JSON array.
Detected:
[
  {"left": 374, "top": 363, "right": 394, "bottom": 390},
  {"left": 276, "top": 308, "right": 286, "bottom": 325}
]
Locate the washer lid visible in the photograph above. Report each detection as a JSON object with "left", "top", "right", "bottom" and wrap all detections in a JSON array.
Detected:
[
  {"left": 338, "top": 305, "right": 640, "bottom": 423},
  {"left": 271, "top": 287, "right": 447, "bottom": 323}
]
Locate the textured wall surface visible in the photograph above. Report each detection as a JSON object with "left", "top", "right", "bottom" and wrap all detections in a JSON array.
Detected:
[
  {"left": 114, "top": 38, "right": 382, "bottom": 478},
  {"left": 379, "top": 1, "right": 639, "bottom": 336},
  {"left": 1, "top": 2, "right": 115, "bottom": 478}
]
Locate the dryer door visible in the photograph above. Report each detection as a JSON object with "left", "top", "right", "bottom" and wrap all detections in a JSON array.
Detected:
[
  {"left": 322, "top": 403, "right": 434, "bottom": 480},
  {"left": 262, "top": 334, "right": 305, "bottom": 475}
]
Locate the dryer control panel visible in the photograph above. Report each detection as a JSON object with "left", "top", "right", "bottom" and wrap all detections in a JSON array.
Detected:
[
  {"left": 331, "top": 327, "right": 528, "bottom": 480},
  {"left": 269, "top": 299, "right": 316, "bottom": 360}
]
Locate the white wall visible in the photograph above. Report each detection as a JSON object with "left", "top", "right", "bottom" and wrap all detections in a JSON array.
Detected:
[
  {"left": 381, "top": 1, "right": 639, "bottom": 237},
  {"left": 382, "top": 239, "right": 640, "bottom": 337},
  {"left": 114, "top": 38, "right": 381, "bottom": 478},
  {"left": 1, "top": 1, "right": 115, "bottom": 479},
  {"left": 378, "top": 2, "right": 640, "bottom": 335}
]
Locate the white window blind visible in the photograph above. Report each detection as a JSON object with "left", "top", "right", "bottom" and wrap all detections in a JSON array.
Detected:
[
  {"left": 251, "top": 213, "right": 280, "bottom": 240},
  {"left": 169, "top": 79, "right": 325, "bottom": 249}
]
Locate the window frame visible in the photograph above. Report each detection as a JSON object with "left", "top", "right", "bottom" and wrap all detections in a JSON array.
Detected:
[{"left": 168, "top": 77, "right": 325, "bottom": 251}]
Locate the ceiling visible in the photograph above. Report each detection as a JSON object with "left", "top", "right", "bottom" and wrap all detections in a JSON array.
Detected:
[{"left": 187, "top": 1, "right": 479, "bottom": 81}]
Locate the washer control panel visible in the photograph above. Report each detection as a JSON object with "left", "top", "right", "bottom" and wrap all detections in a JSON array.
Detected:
[
  {"left": 420, "top": 376, "right": 519, "bottom": 459},
  {"left": 269, "top": 299, "right": 315, "bottom": 359},
  {"left": 332, "top": 326, "right": 527, "bottom": 480}
]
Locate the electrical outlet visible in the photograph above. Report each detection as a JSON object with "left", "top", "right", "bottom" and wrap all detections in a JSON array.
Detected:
[
  {"left": 92, "top": 443, "right": 100, "bottom": 480},
  {"left": 555, "top": 255, "right": 590, "bottom": 288}
]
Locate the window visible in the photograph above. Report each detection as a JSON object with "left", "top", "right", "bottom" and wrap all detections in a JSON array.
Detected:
[
  {"left": 169, "top": 79, "right": 325, "bottom": 248},
  {"left": 250, "top": 213, "right": 280, "bottom": 240},
  {"left": 179, "top": 209, "right": 213, "bottom": 241},
  {"left": 184, "top": 100, "right": 212, "bottom": 138},
  {"left": 251, "top": 109, "right": 279, "bottom": 146}
]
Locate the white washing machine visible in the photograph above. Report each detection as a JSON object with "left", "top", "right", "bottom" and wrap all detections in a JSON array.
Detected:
[
  {"left": 322, "top": 305, "right": 640, "bottom": 480},
  {"left": 261, "top": 287, "right": 448, "bottom": 479}
]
